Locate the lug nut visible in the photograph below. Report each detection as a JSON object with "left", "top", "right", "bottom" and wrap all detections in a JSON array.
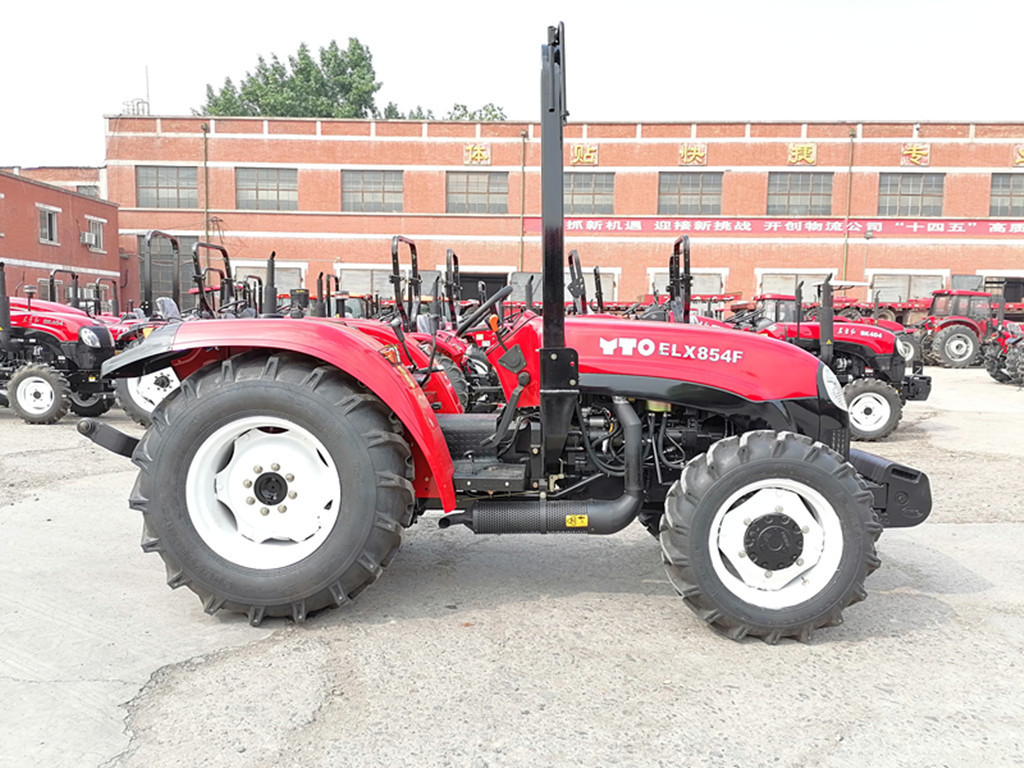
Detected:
[
  {"left": 764, "top": 571, "right": 773, "bottom": 578},
  {"left": 285, "top": 474, "right": 295, "bottom": 482},
  {"left": 801, "top": 526, "right": 809, "bottom": 534},
  {"left": 278, "top": 505, "right": 287, "bottom": 513},
  {"left": 254, "top": 465, "right": 263, "bottom": 474},
  {"left": 774, "top": 506, "right": 783, "bottom": 514},
  {"left": 797, "top": 558, "right": 805, "bottom": 566},
  {"left": 288, "top": 491, "right": 297, "bottom": 499},
  {"left": 243, "top": 479, "right": 252, "bottom": 488},
  {"left": 271, "top": 463, "right": 280, "bottom": 471},
  {"left": 738, "top": 551, "right": 746, "bottom": 559},
  {"left": 246, "top": 497, "right": 255, "bottom": 505},
  {"left": 260, "top": 507, "right": 269, "bottom": 516},
  {"left": 743, "top": 518, "right": 751, "bottom": 526}
]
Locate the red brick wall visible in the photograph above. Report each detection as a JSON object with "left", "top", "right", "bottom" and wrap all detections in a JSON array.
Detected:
[{"left": 101, "top": 116, "right": 1024, "bottom": 302}]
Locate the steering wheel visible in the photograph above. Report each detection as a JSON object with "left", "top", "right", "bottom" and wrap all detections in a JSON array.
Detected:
[{"left": 455, "top": 284, "right": 514, "bottom": 336}]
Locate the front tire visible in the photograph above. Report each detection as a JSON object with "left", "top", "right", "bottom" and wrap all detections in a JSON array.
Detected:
[
  {"left": 660, "top": 431, "right": 880, "bottom": 643},
  {"left": 932, "top": 325, "right": 979, "bottom": 368},
  {"left": 69, "top": 390, "right": 113, "bottom": 417},
  {"left": 131, "top": 353, "right": 415, "bottom": 624},
  {"left": 844, "top": 378, "right": 902, "bottom": 441},
  {"left": 895, "top": 333, "right": 921, "bottom": 365},
  {"left": 8, "top": 364, "right": 70, "bottom": 424}
]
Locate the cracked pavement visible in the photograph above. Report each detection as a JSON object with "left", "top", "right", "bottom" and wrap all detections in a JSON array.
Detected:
[{"left": 1, "top": 367, "right": 1022, "bottom": 767}]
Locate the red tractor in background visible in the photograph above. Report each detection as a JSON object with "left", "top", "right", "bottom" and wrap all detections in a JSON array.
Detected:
[
  {"left": 1, "top": 263, "right": 117, "bottom": 423},
  {"left": 78, "top": 25, "right": 932, "bottom": 644},
  {"left": 913, "top": 289, "right": 999, "bottom": 367}
]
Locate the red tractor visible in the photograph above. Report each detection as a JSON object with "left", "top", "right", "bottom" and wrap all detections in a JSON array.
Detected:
[
  {"left": 1, "top": 263, "right": 117, "bottom": 423},
  {"left": 79, "top": 25, "right": 932, "bottom": 644},
  {"left": 914, "top": 289, "right": 999, "bottom": 367}
]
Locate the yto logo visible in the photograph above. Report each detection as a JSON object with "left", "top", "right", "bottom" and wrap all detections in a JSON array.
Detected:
[{"left": 598, "top": 337, "right": 744, "bottom": 363}]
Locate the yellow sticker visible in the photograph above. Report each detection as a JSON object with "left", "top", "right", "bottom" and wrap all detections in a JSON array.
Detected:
[{"left": 565, "top": 514, "right": 589, "bottom": 528}]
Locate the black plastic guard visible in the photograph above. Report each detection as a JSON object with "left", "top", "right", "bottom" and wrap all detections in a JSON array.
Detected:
[
  {"left": 902, "top": 374, "right": 932, "bottom": 402},
  {"left": 849, "top": 449, "right": 932, "bottom": 527}
]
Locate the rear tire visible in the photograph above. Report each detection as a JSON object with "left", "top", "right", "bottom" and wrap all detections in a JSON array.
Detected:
[
  {"left": 131, "top": 352, "right": 415, "bottom": 624},
  {"left": 8, "top": 364, "right": 70, "bottom": 424},
  {"left": 436, "top": 354, "right": 469, "bottom": 410},
  {"left": 844, "top": 378, "right": 902, "bottom": 441},
  {"left": 984, "top": 345, "right": 1011, "bottom": 384},
  {"left": 1007, "top": 345, "right": 1024, "bottom": 387},
  {"left": 660, "top": 431, "right": 880, "bottom": 643},
  {"left": 115, "top": 367, "right": 181, "bottom": 426},
  {"left": 875, "top": 308, "right": 897, "bottom": 322},
  {"left": 932, "top": 325, "right": 979, "bottom": 368}
]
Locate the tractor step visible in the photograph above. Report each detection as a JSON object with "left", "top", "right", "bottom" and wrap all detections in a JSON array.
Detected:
[
  {"left": 902, "top": 374, "right": 932, "bottom": 401},
  {"left": 451, "top": 458, "right": 528, "bottom": 492}
]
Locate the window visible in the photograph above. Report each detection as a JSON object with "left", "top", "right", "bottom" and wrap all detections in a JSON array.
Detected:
[
  {"left": 658, "top": 172, "right": 722, "bottom": 215},
  {"left": 759, "top": 271, "right": 831, "bottom": 294},
  {"left": 87, "top": 218, "right": 104, "bottom": 251},
  {"left": 446, "top": 172, "right": 508, "bottom": 214},
  {"left": 136, "top": 166, "right": 198, "bottom": 208},
  {"left": 38, "top": 208, "right": 58, "bottom": 243},
  {"left": 877, "top": 173, "right": 944, "bottom": 216},
  {"left": 869, "top": 273, "right": 944, "bottom": 302},
  {"left": 38, "top": 278, "right": 61, "bottom": 301},
  {"left": 990, "top": 174, "right": 1024, "bottom": 217},
  {"left": 342, "top": 170, "right": 404, "bottom": 212},
  {"left": 565, "top": 172, "right": 614, "bottom": 215},
  {"left": 235, "top": 168, "right": 298, "bottom": 210},
  {"left": 77, "top": 185, "right": 100, "bottom": 198},
  {"left": 648, "top": 270, "right": 724, "bottom": 295},
  {"left": 767, "top": 173, "right": 833, "bottom": 215},
  {"left": 137, "top": 235, "right": 199, "bottom": 309}
]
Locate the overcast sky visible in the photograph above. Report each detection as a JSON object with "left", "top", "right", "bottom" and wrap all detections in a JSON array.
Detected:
[{"left": 0, "top": 0, "right": 1017, "bottom": 168}]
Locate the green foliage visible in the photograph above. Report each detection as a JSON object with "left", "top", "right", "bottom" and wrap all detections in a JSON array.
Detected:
[
  {"left": 199, "top": 40, "right": 506, "bottom": 122},
  {"left": 200, "top": 39, "right": 382, "bottom": 119},
  {"left": 445, "top": 103, "right": 507, "bottom": 121}
]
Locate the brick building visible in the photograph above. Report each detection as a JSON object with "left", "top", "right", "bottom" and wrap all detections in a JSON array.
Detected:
[
  {"left": 102, "top": 116, "right": 1024, "bottom": 307},
  {"left": 0, "top": 170, "right": 123, "bottom": 309}
]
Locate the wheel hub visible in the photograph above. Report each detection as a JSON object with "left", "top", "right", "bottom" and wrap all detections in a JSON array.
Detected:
[
  {"left": 254, "top": 472, "right": 288, "bottom": 506},
  {"left": 744, "top": 513, "right": 804, "bottom": 570},
  {"left": 849, "top": 391, "right": 890, "bottom": 431}
]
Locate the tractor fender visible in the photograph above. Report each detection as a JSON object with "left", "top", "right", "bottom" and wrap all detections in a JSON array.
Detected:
[
  {"left": 103, "top": 318, "right": 457, "bottom": 510},
  {"left": 334, "top": 319, "right": 462, "bottom": 413}
]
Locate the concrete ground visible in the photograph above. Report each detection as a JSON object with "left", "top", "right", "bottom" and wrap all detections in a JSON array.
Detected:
[{"left": 1, "top": 366, "right": 1022, "bottom": 768}]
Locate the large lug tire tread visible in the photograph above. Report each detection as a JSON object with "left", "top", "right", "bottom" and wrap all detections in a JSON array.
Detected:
[
  {"left": 130, "top": 352, "right": 415, "bottom": 625},
  {"left": 984, "top": 346, "right": 1011, "bottom": 384},
  {"left": 932, "top": 325, "right": 980, "bottom": 368},
  {"left": 8, "top": 363, "right": 70, "bottom": 424},
  {"left": 69, "top": 391, "right": 113, "bottom": 417},
  {"left": 1007, "top": 346, "right": 1024, "bottom": 387},
  {"left": 436, "top": 354, "right": 470, "bottom": 410},
  {"left": 916, "top": 330, "right": 936, "bottom": 365},
  {"left": 660, "top": 431, "right": 881, "bottom": 644},
  {"left": 843, "top": 378, "right": 903, "bottom": 441}
]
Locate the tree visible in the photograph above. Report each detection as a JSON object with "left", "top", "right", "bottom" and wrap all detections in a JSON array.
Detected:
[
  {"left": 200, "top": 39, "right": 382, "bottom": 119},
  {"left": 445, "top": 103, "right": 507, "bottom": 121}
]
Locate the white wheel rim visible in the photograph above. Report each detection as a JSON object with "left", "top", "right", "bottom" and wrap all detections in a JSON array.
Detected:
[
  {"left": 895, "top": 337, "right": 914, "bottom": 362},
  {"left": 16, "top": 376, "right": 56, "bottom": 416},
  {"left": 186, "top": 416, "right": 342, "bottom": 569},
  {"left": 848, "top": 390, "right": 892, "bottom": 433},
  {"left": 945, "top": 333, "right": 974, "bottom": 362},
  {"left": 710, "top": 479, "right": 843, "bottom": 609},
  {"left": 125, "top": 368, "right": 180, "bottom": 414}
]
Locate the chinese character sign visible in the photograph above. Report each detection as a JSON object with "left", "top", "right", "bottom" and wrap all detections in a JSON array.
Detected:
[
  {"left": 901, "top": 143, "right": 930, "bottom": 166},
  {"left": 1014, "top": 145, "right": 1024, "bottom": 167},
  {"left": 787, "top": 143, "right": 817, "bottom": 165},
  {"left": 678, "top": 143, "right": 708, "bottom": 166},
  {"left": 570, "top": 144, "right": 599, "bottom": 165},
  {"left": 463, "top": 143, "right": 491, "bottom": 165}
]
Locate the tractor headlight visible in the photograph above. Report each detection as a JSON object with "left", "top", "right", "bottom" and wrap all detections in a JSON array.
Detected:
[
  {"left": 820, "top": 365, "right": 847, "bottom": 412},
  {"left": 79, "top": 326, "right": 113, "bottom": 349}
]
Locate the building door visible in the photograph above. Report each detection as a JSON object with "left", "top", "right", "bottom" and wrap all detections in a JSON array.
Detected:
[{"left": 459, "top": 272, "right": 508, "bottom": 301}]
